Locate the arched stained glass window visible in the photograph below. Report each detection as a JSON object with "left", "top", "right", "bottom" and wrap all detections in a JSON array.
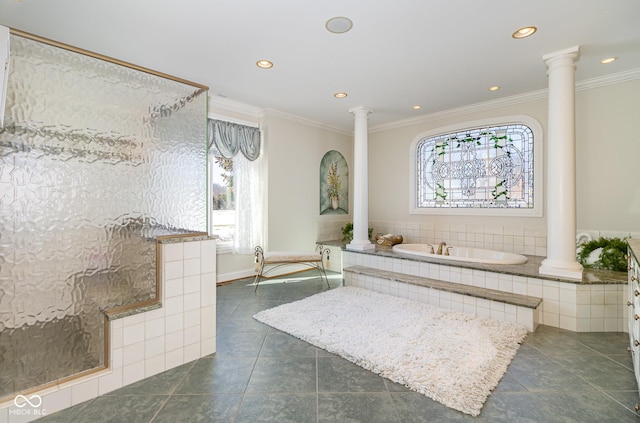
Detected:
[{"left": 415, "top": 123, "right": 535, "bottom": 210}]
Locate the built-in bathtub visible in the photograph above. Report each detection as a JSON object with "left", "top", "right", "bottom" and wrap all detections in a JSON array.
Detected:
[
  {"left": 392, "top": 244, "right": 528, "bottom": 265},
  {"left": 333, "top": 241, "right": 628, "bottom": 333}
]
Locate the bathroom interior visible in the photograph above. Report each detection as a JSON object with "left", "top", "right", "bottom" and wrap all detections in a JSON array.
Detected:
[{"left": 1, "top": 0, "right": 640, "bottom": 420}]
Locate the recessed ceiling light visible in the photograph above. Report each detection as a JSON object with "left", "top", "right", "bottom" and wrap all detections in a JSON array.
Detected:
[
  {"left": 326, "top": 17, "right": 353, "bottom": 34},
  {"left": 334, "top": 92, "right": 348, "bottom": 98},
  {"left": 600, "top": 57, "right": 617, "bottom": 64},
  {"left": 412, "top": 105, "right": 422, "bottom": 110},
  {"left": 512, "top": 26, "right": 537, "bottom": 39},
  {"left": 489, "top": 86, "right": 500, "bottom": 91},
  {"left": 256, "top": 60, "right": 273, "bottom": 69}
]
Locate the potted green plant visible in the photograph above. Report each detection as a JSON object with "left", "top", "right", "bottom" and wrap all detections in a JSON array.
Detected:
[
  {"left": 341, "top": 222, "right": 373, "bottom": 243},
  {"left": 577, "top": 237, "right": 628, "bottom": 272}
]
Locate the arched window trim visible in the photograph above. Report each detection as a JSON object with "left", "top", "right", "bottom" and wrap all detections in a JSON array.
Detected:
[{"left": 409, "top": 115, "right": 544, "bottom": 217}]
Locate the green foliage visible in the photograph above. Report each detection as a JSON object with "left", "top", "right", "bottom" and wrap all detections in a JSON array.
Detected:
[
  {"left": 341, "top": 222, "right": 373, "bottom": 242},
  {"left": 491, "top": 179, "right": 510, "bottom": 200},
  {"left": 326, "top": 161, "right": 341, "bottom": 199},
  {"left": 577, "top": 237, "right": 628, "bottom": 272},
  {"left": 435, "top": 182, "right": 448, "bottom": 201}
]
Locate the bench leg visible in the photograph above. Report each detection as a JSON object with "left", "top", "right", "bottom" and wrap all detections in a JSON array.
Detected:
[
  {"left": 254, "top": 261, "right": 265, "bottom": 292},
  {"left": 318, "top": 262, "right": 330, "bottom": 289}
]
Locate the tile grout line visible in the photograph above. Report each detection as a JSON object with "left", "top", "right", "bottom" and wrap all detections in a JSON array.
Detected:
[
  {"left": 147, "top": 356, "right": 199, "bottom": 423},
  {"left": 232, "top": 309, "right": 271, "bottom": 422}
]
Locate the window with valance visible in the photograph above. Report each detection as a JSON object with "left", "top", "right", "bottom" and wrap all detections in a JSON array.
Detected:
[
  {"left": 208, "top": 119, "right": 263, "bottom": 254},
  {"left": 208, "top": 119, "right": 261, "bottom": 161}
]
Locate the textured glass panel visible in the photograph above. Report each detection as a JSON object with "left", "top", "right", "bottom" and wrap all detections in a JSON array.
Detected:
[
  {"left": 0, "top": 35, "right": 207, "bottom": 398},
  {"left": 415, "top": 124, "right": 534, "bottom": 209}
]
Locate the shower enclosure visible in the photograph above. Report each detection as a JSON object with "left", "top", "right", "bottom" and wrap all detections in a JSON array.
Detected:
[{"left": 0, "top": 32, "right": 208, "bottom": 399}]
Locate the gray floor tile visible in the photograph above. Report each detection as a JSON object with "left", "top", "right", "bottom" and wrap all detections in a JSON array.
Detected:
[
  {"left": 218, "top": 311, "right": 270, "bottom": 334},
  {"left": 574, "top": 332, "right": 630, "bottom": 355},
  {"left": 551, "top": 354, "right": 637, "bottom": 391},
  {"left": 383, "top": 378, "right": 413, "bottom": 393},
  {"left": 112, "top": 361, "right": 194, "bottom": 395},
  {"left": 38, "top": 270, "right": 640, "bottom": 422},
  {"left": 493, "top": 372, "right": 528, "bottom": 392},
  {"left": 35, "top": 399, "right": 97, "bottom": 423},
  {"left": 235, "top": 393, "right": 316, "bottom": 423},
  {"left": 610, "top": 353, "right": 634, "bottom": 370},
  {"left": 259, "top": 330, "right": 318, "bottom": 357},
  {"left": 538, "top": 389, "right": 640, "bottom": 422},
  {"left": 318, "top": 392, "right": 401, "bottom": 423},
  {"left": 174, "top": 356, "right": 256, "bottom": 394},
  {"left": 478, "top": 392, "right": 564, "bottom": 422},
  {"left": 604, "top": 389, "right": 640, "bottom": 414},
  {"left": 64, "top": 395, "right": 168, "bottom": 423},
  {"left": 506, "top": 354, "right": 590, "bottom": 391},
  {"left": 151, "top": 394, "right": 242, "bottom": 423},
  {"left": 523, "top": 333, "right": 602, "bottom": 357},
  {"left": 246, "top": 356, "right": 316, "bottom": 393},
  {"left": 216, "top": 330, "right": 267, "bottom": 356},
  {"left": 318, "top": 356, "right": 387, "bottom": 393},
  {"left": 390, "top": 391, "right": 474, "bottom": 422}
]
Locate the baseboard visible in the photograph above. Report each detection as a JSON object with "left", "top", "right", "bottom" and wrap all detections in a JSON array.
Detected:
[
  {"left": 216, "top": 265, "right": 327, "bottom": 285},
  {"left": 216, "top": 268, "right": 255, "bottom": 284}
]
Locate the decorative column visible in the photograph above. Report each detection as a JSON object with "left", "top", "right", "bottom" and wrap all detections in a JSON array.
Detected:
[
  {"left": 347, "top": 106, "right": 375, "bottom": 251},
  {"left": 539, "top": 46, "right": 583, "bottom": 279}
]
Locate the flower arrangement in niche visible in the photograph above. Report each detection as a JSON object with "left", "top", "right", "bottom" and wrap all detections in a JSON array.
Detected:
[
  {"left": 327, "top": 161, "right": 341, "bottom": 209},
  {"left": 320, "top": 150, "right": 348, "bottom": 215}
]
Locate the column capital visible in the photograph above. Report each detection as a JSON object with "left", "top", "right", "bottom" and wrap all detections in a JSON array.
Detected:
[
  {"left": 349, "top": 106, "right": 373, "bottom": 117},
  {"left": 542, "top": 45, "right": 580, "bottom": 69}
]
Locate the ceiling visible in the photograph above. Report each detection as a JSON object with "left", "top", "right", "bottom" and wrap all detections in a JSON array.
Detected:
[{"left": 1, "top": 0, "right": 639, "bottom": 132}]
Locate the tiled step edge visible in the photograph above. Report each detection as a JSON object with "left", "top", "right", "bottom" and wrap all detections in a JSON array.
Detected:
[{"left": 343, "top": 265, "right": 542, "bottom": 310}]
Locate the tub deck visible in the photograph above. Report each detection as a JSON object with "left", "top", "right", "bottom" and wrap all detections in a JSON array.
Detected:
[{"left": 321, "top": 241, "right": 628, "bottom": 332}]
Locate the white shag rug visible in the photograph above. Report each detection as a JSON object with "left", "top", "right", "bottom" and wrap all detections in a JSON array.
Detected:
[{"left": 253, "top": 286, "right": 527, "bottom": 416}]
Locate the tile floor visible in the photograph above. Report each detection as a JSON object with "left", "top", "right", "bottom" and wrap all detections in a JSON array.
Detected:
[{"left": 38, "top": 271, "right": 640, "bottom": 422}]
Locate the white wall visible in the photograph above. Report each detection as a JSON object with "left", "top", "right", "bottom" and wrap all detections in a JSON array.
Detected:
[
  {"left": 367, "top": 77, "right": 640, "bottom": 247},
  {"left": 212, "top": 76, "right": 640, "bottom": 281},
  {"left": 367, "top": 94, "right": 548, "bottom": 245},
  {"left": 576, "top": 79, "right": 640, "bottom": 232},
  {"left": 262, "top": 113, "right": 353, "bottom": 251},
  {"left": 211, "top": 105, "right": 352, "bottom": 282}
]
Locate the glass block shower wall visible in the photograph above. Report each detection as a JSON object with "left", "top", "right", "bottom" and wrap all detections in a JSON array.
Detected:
[{"left": 0, "top": 34, "right": 207, "bottom": 399}]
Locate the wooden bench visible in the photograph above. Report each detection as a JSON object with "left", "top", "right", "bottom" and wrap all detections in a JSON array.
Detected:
[{"left": 253, "top": 246, "right": 331, "bottom": 291}]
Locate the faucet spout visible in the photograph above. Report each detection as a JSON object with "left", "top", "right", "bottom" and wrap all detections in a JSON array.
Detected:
[{"left": 436, "top": 241, "right": 447, "bottom": 255}]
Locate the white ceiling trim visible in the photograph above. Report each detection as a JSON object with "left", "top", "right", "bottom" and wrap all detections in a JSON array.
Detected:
[
  {"left": 209, "top": 68, "right": 640, "bottom": 137},
  {"left": 259, "top": 108, "right": 352, "bottom": 137},
  {"left": 371, "top": 68, "right": 640, "bottom": 134},
  {"left": 575, "top": 68, "right": 640, "bottom": 91}
]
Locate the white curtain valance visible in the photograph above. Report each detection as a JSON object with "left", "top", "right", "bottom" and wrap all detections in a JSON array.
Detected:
[{"left": 208, "top": 119, "right": 261, "bottom": 161}]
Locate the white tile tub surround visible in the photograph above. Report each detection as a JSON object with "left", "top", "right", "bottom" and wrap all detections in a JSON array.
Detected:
[
  {"left": 344, "top": 269, "right": 538, "bottom": 331},
  {"left": 369, "top": 220, "right": 548, "bottom": 257},
  {"left": 0, "top": 238, "right": 217, "bottom": 423},
  {"left": 343, "top": 250, "right": 626, "bottom": 333}
]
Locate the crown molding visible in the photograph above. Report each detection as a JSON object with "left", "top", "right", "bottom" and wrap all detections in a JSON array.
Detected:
[
  {"left": 208, "top": 96, "right": 262, "bottom": 118},
  {"left": 575, "top": 68, "right": 640, "bottom": 91},
  {"left": 371, "top": 67, "right": 640, "bottom": 133},
  {"left": 260, "top": 108, "right": 352, "bottom": 136},
  {"left": 208, "top": 96, "right": 351, "bottom": 136},
  {"left": 209, "top": 68, "right": 640, "bottom": 136}
]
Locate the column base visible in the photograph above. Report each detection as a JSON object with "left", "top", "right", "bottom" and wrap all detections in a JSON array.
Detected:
[
  {"left": 346, "top": 240, "right": 375, "bottom": 251},
  {"left": 539, "top": 258, "right": 583, "bottom": 280}
]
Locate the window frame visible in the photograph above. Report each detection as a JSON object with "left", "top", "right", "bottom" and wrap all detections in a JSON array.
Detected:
[
  {"left": 208, "top": 152, "right": 234, "bottom": 254},
  {"left": 409, "top": 115, "right": 544, "bottom": 217}
]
